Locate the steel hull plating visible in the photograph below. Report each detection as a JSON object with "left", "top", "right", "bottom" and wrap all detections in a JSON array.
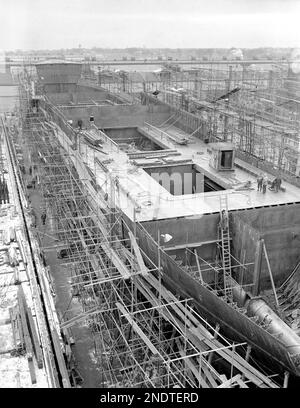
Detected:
[{"left": 134, "top": 223, "right": 300, "bottom": 376}]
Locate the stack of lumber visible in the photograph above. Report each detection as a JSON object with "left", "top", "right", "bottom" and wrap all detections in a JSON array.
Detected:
[
  {"left": 128, "top": 149, "right": 179, "bottom": 160},
  {"left": 8, "top": 286, "right": 44, "bottom": 384}
]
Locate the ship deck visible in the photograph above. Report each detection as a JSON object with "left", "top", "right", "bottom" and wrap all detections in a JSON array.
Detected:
[{"left": 81, "top": 124, "right": 300, "bottom": 222}]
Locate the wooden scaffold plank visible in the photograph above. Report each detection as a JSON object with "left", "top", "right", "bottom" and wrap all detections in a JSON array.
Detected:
[{"left": 116, "top": 302, "right": 160, "bottom": 356}]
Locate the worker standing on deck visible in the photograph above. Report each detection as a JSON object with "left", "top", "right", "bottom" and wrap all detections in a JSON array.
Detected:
[
  {"left": 270, "top": 177, "right": 277, "bottom": 191},
  {"left": 31, "top": 209, "right": 37, "bottom": 228},
  {"left": 262, "top": 175, "right": 268, "bottom": 194},
  {"left": 276, "top": 176, "right": 282, "bottom": 192},
  {"left": 221, "top": 209, "right": 228, "bottom": 232},
  {"left": 32, "top": 175, "right": 37, "bottom": 189},
  {"left": 257, "top": 174, "right": 263, "bottom": 192}
]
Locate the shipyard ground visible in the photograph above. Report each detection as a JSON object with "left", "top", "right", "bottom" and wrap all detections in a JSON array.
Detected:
[{"left": 26, "top": 176, "right": 100, "bottom": 387}]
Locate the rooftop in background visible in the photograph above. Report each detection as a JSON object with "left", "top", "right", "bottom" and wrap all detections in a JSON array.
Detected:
[
  {"left": 35, "top": 59, "right": 82, "bottom": 66},
  {"left": 0, "top": 70, "right": 15, "bottom": 86},
  {"left": 4, "top": 58, "right": 300, "bottom": 68}
]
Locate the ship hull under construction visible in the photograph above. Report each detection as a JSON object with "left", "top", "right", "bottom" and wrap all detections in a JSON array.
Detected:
[
  {"left": 5, "top": 58, "right": 300, "bottom": 387},
  {"left": 47, "top": 108, "right": 300, "bottom": 377},
  {"left": 132, "top": 222, "right": 300, "bottom": 375}
]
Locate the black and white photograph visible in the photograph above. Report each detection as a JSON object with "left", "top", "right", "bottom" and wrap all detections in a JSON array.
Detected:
[{"left": 0, "top": 0, "right": 300, "bottom": 394}]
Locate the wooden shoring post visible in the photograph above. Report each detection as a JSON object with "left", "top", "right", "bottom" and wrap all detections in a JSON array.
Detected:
[
  {"left": 128, "top": 230, "right": 147, "bottom": 276},
  {"left": 157, "top": 227, "right": 162, "bottom": 349},
  {"left": 141, "top": 307, "right": 157, "bottom": 370},
  {"left": 283, "top": 371, "right": 290, "bottom": 388},
  {"left": 239, "top": 220, "right": 245, "bottom": 285},
  {"left": 262, "top": 240, "right": 279, "bottom": 308},
  {"left": 208, "top": 323, "right": 220, "bottom": 364},
  {"left": 252, "top": 238, "right": 263, "bottom": 296},
  {"left": 245, "top": 344, "right": 252, "bottom": 362},
  {"left": 229, "top": 343, "right": 236, "bottom": 382},
  {"left": 131, "top": 207, "right": 138, "bottom": 315},
  {"left": 239, "top": 249, "right": 246, "bottom": 286},
  {"left": 194, "top": 249, "right": 204, "bottom": 284},
  {"left": 241, "top": 344, "right": 252, "bottom": 381}
]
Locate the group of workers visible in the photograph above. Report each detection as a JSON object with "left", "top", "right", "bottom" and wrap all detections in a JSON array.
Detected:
[
  {"left": 0, "top": 177, "right": 9, "bottom": 204},
  {"left": 257, "top": 174, "right": 282, "bottom": 194},
  {"left": 67, "top": 119, "right": 83, "bottom": 130},
  {"left": 30, "top": 208, "right": 46, "bottom": 228},
  {"left": 22, "top": 162, "right": 47, "bottom": 228}
]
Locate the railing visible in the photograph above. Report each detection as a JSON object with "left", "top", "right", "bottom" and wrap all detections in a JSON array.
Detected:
[
  {"left": 42, "top": 97, "right": 76, "bottom": 143},
  {"left": 91, "top": 123, "right": 120, "bottom": 153},
  {"left": 144, "top": 121, "right": 173, "bottom": 144}
]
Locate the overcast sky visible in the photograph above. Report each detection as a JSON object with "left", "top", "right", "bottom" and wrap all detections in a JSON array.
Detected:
[{"left": 1, "top": 0, "right": 300, "bottom": 50}]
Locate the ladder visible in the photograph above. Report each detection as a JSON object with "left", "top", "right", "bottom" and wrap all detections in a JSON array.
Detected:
[{"left": 219, "top": 195, "right": 233, "bottom": 302}]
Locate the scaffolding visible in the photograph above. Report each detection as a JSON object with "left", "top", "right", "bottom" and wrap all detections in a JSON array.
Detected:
[
  {"left": 94, "top": 62, "right": 300, "bottom": 184},
  {"left": 9, "top": 71, "right": 284, "bottom": 388},
  {"left": 171, "top": 65, "right": 300, "bottom": 182}
]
